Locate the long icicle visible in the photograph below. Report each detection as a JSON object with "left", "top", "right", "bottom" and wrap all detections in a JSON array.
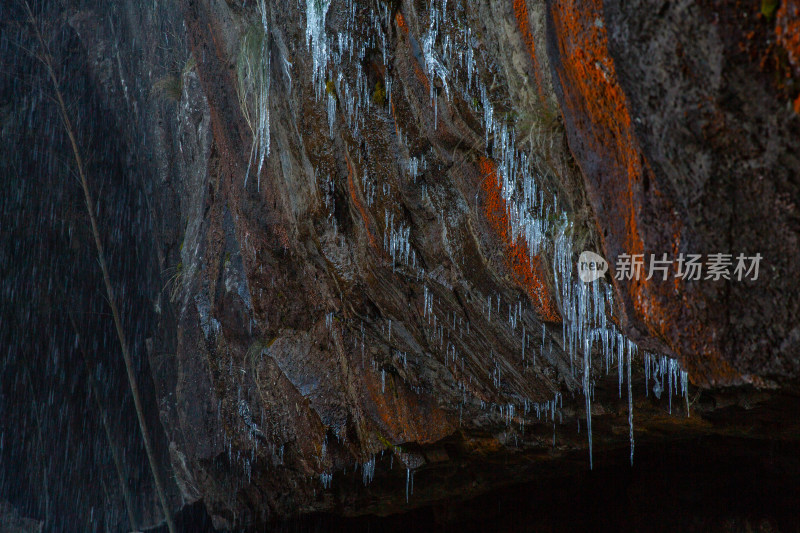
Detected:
[
  {"left": 23, "top": 3, "right": 176, "bottom": 531},
  {"left": 584, "top": 335, "right": 593, "bottom": 470}
]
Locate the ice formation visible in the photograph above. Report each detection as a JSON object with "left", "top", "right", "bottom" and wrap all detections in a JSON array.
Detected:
[
  {"left": 224, "top": 0, "right": 692, "bottom": 497},
  {"left": 306, "top": 0, "right": 332, "bottom": 94},
  {"left": 238, "top": 0, "right": 272, "bottom": 190}
]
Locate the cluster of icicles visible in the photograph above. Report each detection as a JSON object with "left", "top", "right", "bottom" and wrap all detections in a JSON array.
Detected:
[{"left": 232, "top": 0, "right": 690, "bottom": 498}]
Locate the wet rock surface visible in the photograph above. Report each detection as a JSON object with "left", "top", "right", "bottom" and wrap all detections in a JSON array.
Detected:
[
  {"left": 1, "top": 0, "right": 798, "bottom": 530},
  {"left": 546, "top": 0, "right": 800, "bottom": 387},
  {"left": 606, "top": 0, "right": 800, "bottom": 386}
]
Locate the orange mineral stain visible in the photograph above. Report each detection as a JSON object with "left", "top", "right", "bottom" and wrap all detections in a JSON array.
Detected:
[
  {"left": 479, "top": 157, "right": 561, "bottom": 322},
  {"left": 394, "top": 10, "right": 431, "bottom": 93},
  {"left": 777, "top": 0, "right": 800, "bottom": 114},
  {"left": 550, "top": 0, "right": 640, "bottom": 241},
  {"left": 395, "top": 11, "right": 409, "bottom": 36},
  {"left": 362, "top": 367, "right": 454, "bottom": 445},
  {"left": 512, "top": 0, "right": 546, "bottom": 100},
  {"left": 549, "top": 0, "right": 738, "bottom": 384},
  {"left": 550, "top": 0, "right": 649, "bottom": 312},
  {"left": 776, "top": 0, "right": 800, "bottom": 71},
  {"left": 346, "top": 152, "right": 379, "bottom": 250}
]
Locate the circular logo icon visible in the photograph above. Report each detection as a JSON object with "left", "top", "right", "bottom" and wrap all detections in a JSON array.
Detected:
[{"left": 578, "top": 251, "right": 608, "bottom": 283}]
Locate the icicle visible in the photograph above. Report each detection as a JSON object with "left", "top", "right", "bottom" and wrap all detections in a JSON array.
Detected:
[
  {"left": 682, "top": 370, "right": 690, "bottom": 417},
  {"left": 584, "top": 336, "right": 593, "bottom": 470},
  {"left": 320, "top": 472, "right": 332, "bottom": 489},
  {"left": 327, "top": 92, "right": 336, "bottom": 137},
  {"left": 240, "top": 0, "right": 271, "bottom": 190},
  {"left": 305, "top": 0, "right": 331, "bottom": 93},
  {"left": 362, "top": 456, "right": 376, "bottom": 486}
]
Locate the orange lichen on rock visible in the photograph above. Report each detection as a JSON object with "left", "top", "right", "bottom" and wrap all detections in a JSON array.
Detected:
[
  {"left": 394, "top": 11, "right": 431, "bottom": 93},
  {"left": 395, "top": 11, "right": 409, "bottom": 36},
  {"left": 513, "top": 0, "right": 545, "bottom": 100},
  {"left": 390, "top": 101, "right": 403, "bottom": 139},
  {"left": 411, "top": 56, "right": 431, "bottom": 94},
  {"left": 346, "top": 152, "right": 379, "bottom": 250},
  {"left": 550, "top": 0, "right": 642, "bottom": 252},
  {"left": 777, "top": 0, "right": 800, "bottom": 113},
  {"left": 479, "top": 157, "right": 561, "bottom": 322},
  {"left": 362, "top": 363, "right": 455, "bottom": 445},
  {"left": 550, "top": 0, "right": 657, "bottom": 318},
  {"left": 549, "top": 0, "right": 738, "bottom": 384},
  {"left": 776, "top": 0, "right": 800, "bottom": 71}
]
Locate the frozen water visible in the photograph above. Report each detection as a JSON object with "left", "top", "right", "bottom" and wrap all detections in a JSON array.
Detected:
[{"left": 306, "top": 0, "right": 332, "bottom": 94}]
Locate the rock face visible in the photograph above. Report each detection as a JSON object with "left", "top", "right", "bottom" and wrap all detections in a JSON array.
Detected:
[
  {"left": 546, "top": 0, "right": 800, "bottom": 387},
  {"left": 1, "top": 0, "right": 798, "bottom": 530}
]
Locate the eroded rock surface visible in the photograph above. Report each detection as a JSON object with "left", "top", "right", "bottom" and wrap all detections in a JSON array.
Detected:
[
  {"left": 547, "top": 0, "right": 800, "bottom": 386},
  {"left": 2, "top": 0, "right": 798, "bottom": 530}
]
